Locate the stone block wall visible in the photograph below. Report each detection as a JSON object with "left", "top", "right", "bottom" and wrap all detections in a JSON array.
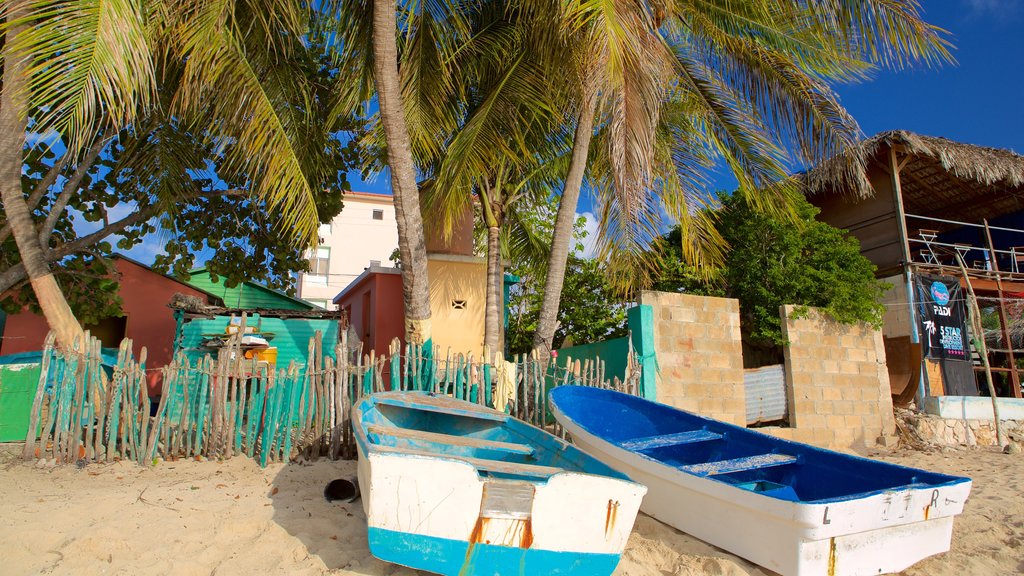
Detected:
[
  {"left": 638, "top": 291, "right": 745, "bottom": 425},
  {"left": 769, "top": 305, "right": 896, "bottom": 448},
  {"left": 907, "top": 414, "right": 1023, "bottom": 447}
]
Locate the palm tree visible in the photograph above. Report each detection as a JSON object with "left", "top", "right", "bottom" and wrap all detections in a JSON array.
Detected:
[
  {"left": 530, "top": 0, "right": 954, "bottom": 356},
  {"left": 0, "top": 0, "right": 331, "bottom": 348},
  {"left": 368, "top": 0, "right": 436, "bottom": 346}
]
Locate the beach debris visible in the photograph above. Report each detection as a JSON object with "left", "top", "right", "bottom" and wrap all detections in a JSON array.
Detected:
[{"left": 323, "top": 478, "right": 360, "bottom": 503}]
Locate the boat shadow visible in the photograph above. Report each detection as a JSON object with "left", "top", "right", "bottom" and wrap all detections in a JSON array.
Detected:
[{"left": 268, "top": 459, "right": 424, "bottom": 575}]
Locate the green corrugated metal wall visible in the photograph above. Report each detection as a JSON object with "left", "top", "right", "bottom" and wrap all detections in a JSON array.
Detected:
[
  {"left": 185, "top": 270, "right": 314, "bottom": 310},
  {"left": 176, "top": 313, "right": 339, "bottom": 369}
]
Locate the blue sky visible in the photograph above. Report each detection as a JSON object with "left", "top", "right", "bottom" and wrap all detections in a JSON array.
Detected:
[{"left": 122, "top": 0, "right": 1023, "bottom": 264}]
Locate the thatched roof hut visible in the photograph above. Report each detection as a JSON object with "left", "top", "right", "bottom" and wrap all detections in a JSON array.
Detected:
[{"left": 805, "top": 130, "right": 1024, "bottom": 224}]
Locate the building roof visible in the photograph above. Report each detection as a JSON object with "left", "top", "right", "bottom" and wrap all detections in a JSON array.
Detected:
[
  {"left": 113, "top": 254, "right": 224, "bottom": 306},
  {"left": 344, "top": 191, "right": 394, "bottom": 203},
  {"left": 803, "top": 130, "right": 1024, "bottom": 225},
  {"left": 186, "top": 267, "right": 316, "bottom": 310},
  {"left": 332, "top": 263, "right": 401, "bottom": 304}
]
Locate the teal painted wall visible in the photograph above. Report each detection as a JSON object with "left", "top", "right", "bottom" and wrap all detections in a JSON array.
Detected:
[
  {"left": 556, "top": 336, "right": 630, "bottom": 381},
  {"left": 554, "top": 304, "right": 657, "bottom": 398},
  {"left": 185, "top": 271, "right": 314, "bottom": 310},
  {"left": 176, "top": 314, "right": 339, "bottom": 369}
]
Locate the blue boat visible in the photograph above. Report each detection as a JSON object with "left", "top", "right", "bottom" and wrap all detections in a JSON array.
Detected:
[
  {"left": 549, "top": 386, "right": 972, "bottom": 576},
  {"left": 353, "top": 391, "right": 647, "bottom": 575}
]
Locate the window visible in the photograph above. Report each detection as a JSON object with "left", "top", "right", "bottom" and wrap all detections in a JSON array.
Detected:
[
  {"left": 451, "top": 299, "right": 467, "bottom": 310},
  {"left": 307, "top": 246, "right": 330, "bottom": 284},
  {"left": 372, "top": 209, "right": 384, "bottom": 220}
]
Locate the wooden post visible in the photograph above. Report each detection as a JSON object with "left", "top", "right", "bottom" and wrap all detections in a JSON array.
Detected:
[
  {"left": 955, "top": 252, "right": 1007, "bottom": 447},
  {"left": 983, "top": 219, "right": 1021, "bottom": 398}
]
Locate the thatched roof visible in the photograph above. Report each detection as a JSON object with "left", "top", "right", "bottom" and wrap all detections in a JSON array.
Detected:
[{"left": 803, "top": 130, "right": 1024, "bottom": 225}]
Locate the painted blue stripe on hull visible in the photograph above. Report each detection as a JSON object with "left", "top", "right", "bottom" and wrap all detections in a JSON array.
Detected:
[{"left": 367, "top": 527, "right": 621, "bottom": 576}]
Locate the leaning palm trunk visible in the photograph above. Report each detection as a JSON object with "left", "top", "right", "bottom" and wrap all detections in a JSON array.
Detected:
[
  {"left": 0, "top": 10, "right": 85, "bottom": 349},
  {"left": 532, "top": 93, "right": 598, "bottom": 357},
  {"left": 371, "top": 0, "right": 433, "bottom": 345}
]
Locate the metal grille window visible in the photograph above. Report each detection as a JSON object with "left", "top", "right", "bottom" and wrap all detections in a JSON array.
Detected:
[
  {"left": 372, "top": 209, "right": 384, "bottom": 220},
  {"left": 307, "top": 246, "right": 330, "bottom": 284},
  {"left": 451, "top": 299, "right": 467, "bottom": 310}
]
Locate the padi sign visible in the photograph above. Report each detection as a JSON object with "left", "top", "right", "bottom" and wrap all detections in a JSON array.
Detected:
[{"left": 915, "top": 274, "right": 969, "bottom": 362}]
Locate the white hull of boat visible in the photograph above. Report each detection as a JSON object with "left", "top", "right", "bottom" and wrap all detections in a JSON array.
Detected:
[
  {"left": 355, "top": 442, "right": 646, "bottom": 575},
  {"left": 555, "top": 410, "right": 971, "bottom": 576}
]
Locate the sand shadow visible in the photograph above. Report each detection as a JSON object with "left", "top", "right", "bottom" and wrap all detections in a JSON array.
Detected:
[{"left": 268, "top": 458, "right": 425, "bottom": 576}]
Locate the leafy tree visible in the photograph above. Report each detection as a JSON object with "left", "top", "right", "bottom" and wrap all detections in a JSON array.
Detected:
[
  {"left": 0, "top": 16, "right": 359, "bottom": 327},
  {"left": 654, "top": 191, "right": 889, "bottom": 349},
  {"left": 0, "top": 0, "right": 342, "bottom": 347},
  {"left": 506, "top": 202, "right": 627, "bottom": 355}
]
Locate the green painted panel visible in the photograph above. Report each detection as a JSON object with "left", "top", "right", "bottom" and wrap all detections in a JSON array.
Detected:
[
  {"left": 0, "top": 363, "right": 39, "bottom": 442},
  {"left": 556, "top": 337, "right": 630, "bottom": 381},
  {"left": 176, "top": 314, "right": 339, "bottom": 370},
  {"left": 185, "top": 271, "right": 314, "bottom": 310}
]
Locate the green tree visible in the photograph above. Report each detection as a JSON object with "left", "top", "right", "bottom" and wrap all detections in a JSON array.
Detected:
[
  {"left": 0, "top": 0, "right": 335, "bottom": 347},
  {"left": 654, "top": 191, "right": 889, "bottom": 349},
  {"left": 506, "top": 202, "right": 626, "bottom": 355},
  {"left": 0, "top": 25, "right": 357, "bottom": 327},
  {"left": 531, "top": 0, "right": 953, "bottom": 358}
]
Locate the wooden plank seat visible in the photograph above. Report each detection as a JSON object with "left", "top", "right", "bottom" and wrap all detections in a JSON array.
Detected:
[
  {"left": 368, "top": 424, "right": 535, "bottom": 456},
  {"left": 680, "top": 453, "right": 797, "bottom": 477},
  {"left": 620, "top": 429, "right": 723, "bottom": 451},
  {"left": 373, "top": 393, "right": 508, "bottom": 422},
  {"left": 373, "top": 445, "right": 564, "bottom": 478}
]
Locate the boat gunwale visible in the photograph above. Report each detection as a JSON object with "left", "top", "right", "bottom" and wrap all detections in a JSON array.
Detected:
[
  {"left": 548, "top": 387, "right": 971, "bottom": 506},
  {"left": 353, "top": 391, "right": 641, "bottom": 485}
]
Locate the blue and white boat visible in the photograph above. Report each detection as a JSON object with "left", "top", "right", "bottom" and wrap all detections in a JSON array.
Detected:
[
  {"left": 549, "top": 386, "right": 972, "bottom": 576},
  {"left": 353, "top": 391, "right": 646, "bottom": 575}
]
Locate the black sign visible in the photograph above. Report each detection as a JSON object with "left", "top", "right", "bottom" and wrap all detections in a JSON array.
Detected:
[{"left": 914, "top": 274, "right": 970, "bottom": 362}]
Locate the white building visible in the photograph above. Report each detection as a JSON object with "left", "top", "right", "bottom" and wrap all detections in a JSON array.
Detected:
[{"left": 296, "top": 191, "right": 398, "bottom": 309}]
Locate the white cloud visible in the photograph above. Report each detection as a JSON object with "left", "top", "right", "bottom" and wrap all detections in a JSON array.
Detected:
[
  {"left": 576, "top": 211, "right": 600, "bottom": 259},
  {"left": 963, "top": 0, "right": 1017, "bottom": 16}
]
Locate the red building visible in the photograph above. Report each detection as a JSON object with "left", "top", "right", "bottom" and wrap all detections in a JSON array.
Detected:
[{"left": 0, "top": 255, "right": 221, "bottom": 394}]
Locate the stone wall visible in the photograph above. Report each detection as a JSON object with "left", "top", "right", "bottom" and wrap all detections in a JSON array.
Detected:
[
  {"left": 906, "top": 413, "right": 1024, "bottom": 447},
  {"left": 766, "top": 306, "right": 896, "bottom": 448},
  {"left": 638, "top": 291, "right": 745, "bottom": 425}
]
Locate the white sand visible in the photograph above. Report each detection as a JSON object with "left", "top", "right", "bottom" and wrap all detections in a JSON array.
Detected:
[{"left": 0, "top": 445, "right": 1020, "bottom": 576}]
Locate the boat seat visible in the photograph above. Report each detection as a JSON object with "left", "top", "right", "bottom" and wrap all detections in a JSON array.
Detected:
[
  {"left": 367, "top": 424, "right": 535, "bottom": 456},
  {"left": 373, "top": 445, "right": 564, "bottom": 478},
  {"left": 680, "top": 453, "right": 797, "bottom": 477},
  {"left": 619, "top": 429, "right": 723, "bottom": 451}
]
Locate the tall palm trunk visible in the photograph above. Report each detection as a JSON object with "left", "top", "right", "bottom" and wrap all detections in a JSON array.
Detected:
[
  {"left": 531, "top": 93, "right": 598, "bottom": 356},
  {"left": 484, "top": 224, "right": 503, "bottom": 354},
  {"left": 0, "top": 10, "right": 85, "bottom": 349},
  {"left": 372, "top": 0, "right": 432, "bottom": 345}
]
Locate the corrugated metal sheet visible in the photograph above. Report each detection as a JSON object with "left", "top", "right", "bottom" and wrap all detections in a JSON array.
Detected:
[
  {"left": 185, "top": 271, "right": 314, "bottom": 310},
  {"left": 177, "top": 313, "right": 339, "bottom": 369},
  {"left": 744, "top": 364, "right": 787, "bottom": 425}
]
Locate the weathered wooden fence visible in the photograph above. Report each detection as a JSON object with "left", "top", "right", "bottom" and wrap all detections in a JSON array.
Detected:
[{"left": 23, "top": 327, "right": 640, "bottom": 467}]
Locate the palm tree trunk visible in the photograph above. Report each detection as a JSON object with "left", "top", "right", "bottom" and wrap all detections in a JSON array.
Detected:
[
  {"left": 484, "top": 225, "right": 502, "bottom": 354},
  {"left": 372, "top": 0, "right": 432, "bottom": 345},
  {"left": 0, "top": 10, "right": 85, "bottom": 349},
  {"left": 531, "top": 93, "right": 598, "bottom": 356}
]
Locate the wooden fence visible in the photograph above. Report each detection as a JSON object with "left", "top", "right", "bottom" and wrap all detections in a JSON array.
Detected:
[{"left": 22, "top": 328, "right": 640, "bottom": 467}]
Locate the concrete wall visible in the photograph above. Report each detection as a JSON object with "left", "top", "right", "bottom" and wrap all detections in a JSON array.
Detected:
[
  {"left": 428, "top": 255, "right": 487, "bottom": 355},
  {"left": 877, "top": 273, "right": 911, "bottom": 338},
  {"left": 638, "top": 291, "right": 896, "bottom": 448},
  {"left": 638, "top": 291, "right": 746, "bottom": 426},
  {"left": 297, "top": 192, "right": 398, "bottom": 308},
  {"left": 772, "top": 305, "right": 896, "bottom": 448}
]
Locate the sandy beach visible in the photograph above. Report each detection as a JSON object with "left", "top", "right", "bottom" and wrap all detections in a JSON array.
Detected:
[{"left": 0, "top": 444, "right": 1020, "bottom": 576}]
